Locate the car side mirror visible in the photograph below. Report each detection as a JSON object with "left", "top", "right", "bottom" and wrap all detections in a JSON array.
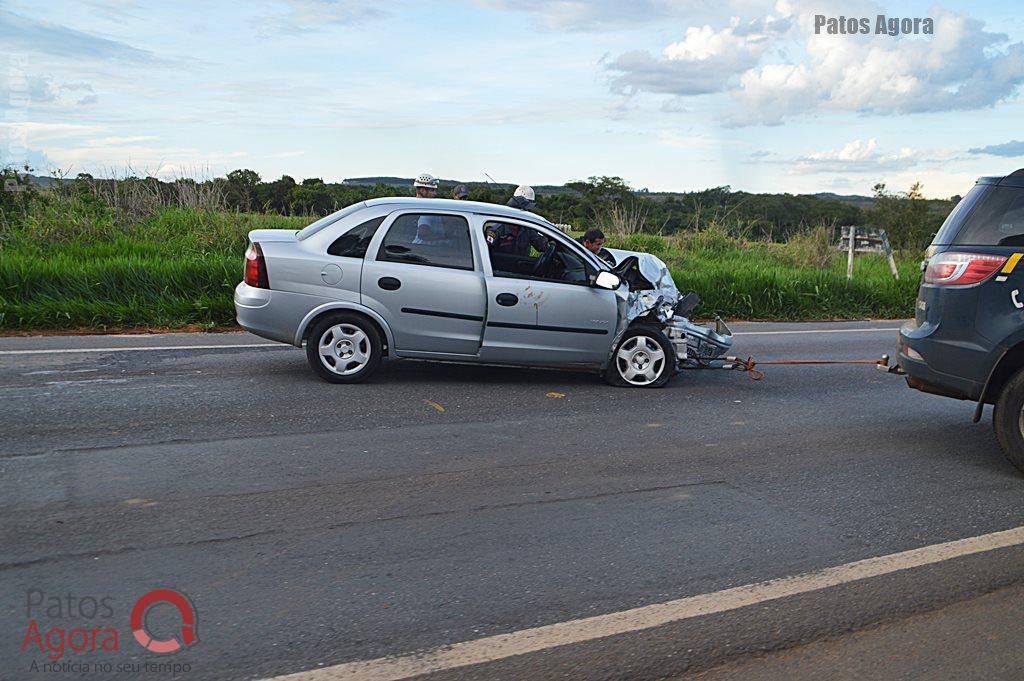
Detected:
[{"left": 593, "top": 271, "right": 621, "bottom": 290}]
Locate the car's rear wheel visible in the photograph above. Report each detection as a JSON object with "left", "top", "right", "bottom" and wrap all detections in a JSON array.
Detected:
[
  {"left": 305, "top": 313, "right": 383, "bottom": 384},
  {"left": 992, "top": 367, "right": 1024, "bottom": 474},
  {"left": 604, "top": 325, "right": 674, "bottom": 388}
]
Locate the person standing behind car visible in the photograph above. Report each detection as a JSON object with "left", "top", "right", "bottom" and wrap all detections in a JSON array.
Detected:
[
  {"left": 506, "top": 184, "right": 536, "bottom": 211},
  {"left": 412, "top": 173, "right": 443, "bottom": 241},
  {"left": 485, "top": 185, "right": 549, "bottom": 255},
  {"left": 413, "top": 173, "right": 439, "bottom": 198},
  {"left": 579, "top": 228, "right": 616, "bottom": 266},
  {"left": 452, "top": 184, "right": 470, "bottom": 200}
]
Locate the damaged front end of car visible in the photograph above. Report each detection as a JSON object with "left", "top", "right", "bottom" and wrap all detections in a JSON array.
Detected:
[{"left": 607, "top": 249, "right": 734, "bottom": 370}]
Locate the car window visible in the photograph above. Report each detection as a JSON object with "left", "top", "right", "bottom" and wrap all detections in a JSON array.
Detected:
[
  {"left": 327, "top": 216, "right": 385, "bottom": 258},
  {"left": 377, "top": 213, "right": 474, "bottom": 270},
  {"left": 950, "top": 186, "right": 1024, "bottom": 246},
  {"left": 296, "top": 203, "right": 365, "bottom": 240},
  {"left": 483, "top": 221, "right": 591, "bottom": 285}
]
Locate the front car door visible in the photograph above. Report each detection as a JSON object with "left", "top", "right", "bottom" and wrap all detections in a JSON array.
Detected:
[
  {"left": 361, "top": 210, "right": 486, "bottom": 356},
  {"left": 473, "top": 215, "right": 621, "bottom": 367}
]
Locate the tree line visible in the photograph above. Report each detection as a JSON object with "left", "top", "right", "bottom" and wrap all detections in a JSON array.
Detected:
[{"left": 8, "top": 167, "right": 956, "bottom": 249}]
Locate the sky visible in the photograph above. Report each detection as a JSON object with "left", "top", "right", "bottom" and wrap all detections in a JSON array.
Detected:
[{"left": 2, "top": 0, "right": 1024, "bottom": 198}]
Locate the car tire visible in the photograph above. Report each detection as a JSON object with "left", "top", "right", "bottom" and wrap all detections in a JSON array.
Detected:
[
  {"left": 305, "top": 313, "right": 383, "bottom": 384},
  {"left": 604, "top": 324, "right": 675, "bottom": 388},
  {"left": 993, "top": 367, "right": 1024, "bottom": 474}
]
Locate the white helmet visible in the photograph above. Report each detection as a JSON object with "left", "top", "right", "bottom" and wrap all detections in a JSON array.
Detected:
[
  {"left": 413, "top": 173, "right": 438, "bottom": 189},
  {"left": 514, "top": 185, "right": 535, "bottom": 201}
]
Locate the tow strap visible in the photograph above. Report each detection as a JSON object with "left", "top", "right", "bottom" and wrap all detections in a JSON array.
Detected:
[{"left": 723, "top": 355, "right": 894, "bottom": 381}]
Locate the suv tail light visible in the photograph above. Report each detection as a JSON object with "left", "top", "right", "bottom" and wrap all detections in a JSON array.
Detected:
[
  {"left": 244, "top": 242, "right": 269, "bottom": 288},
  {"left": 923, "top": 251, "right": 1007, "bottom": 287}
]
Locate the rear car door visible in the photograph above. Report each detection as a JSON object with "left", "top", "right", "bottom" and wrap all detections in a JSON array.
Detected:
[
  {"left": 474, "top": 216, "right": 619, "bottom": 366},
  {"left": 361, "top": 211, "right": 486, "bottom": 356}
]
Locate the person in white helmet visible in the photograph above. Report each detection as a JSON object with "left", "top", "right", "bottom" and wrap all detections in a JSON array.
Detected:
[
  {"left": 413, "top": 173, "right": 439, "bottom": 199},
  {"left": 485, "top": 185, "right": 548, "bottom": 256},
  {"left": 507, "top": 184, "right": 536, "bottom": 211},
  {"left": 412, "top": 173, "right": 444, "bottom": 243}
]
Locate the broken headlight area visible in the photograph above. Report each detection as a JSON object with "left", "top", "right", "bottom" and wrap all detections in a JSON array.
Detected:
[{"left": 607, "top": 248, "right": 734, "bottom": 366}]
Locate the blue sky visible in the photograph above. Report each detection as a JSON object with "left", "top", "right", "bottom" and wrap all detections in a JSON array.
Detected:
[{"left": 2, "top": 0, "right": 1024, "bottom": 198}]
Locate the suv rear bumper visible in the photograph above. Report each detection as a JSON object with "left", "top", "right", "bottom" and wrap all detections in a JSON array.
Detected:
[{"left": 898, "top": 321, "right": 985, "bottom": 401}]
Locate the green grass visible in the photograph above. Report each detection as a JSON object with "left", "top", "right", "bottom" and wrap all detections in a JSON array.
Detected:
[
  {"left": 0, "top": 199, "right": 920, "bottom": 332},
  {"left": 604, "top": 230, "right": 919, "bottom": 321}
]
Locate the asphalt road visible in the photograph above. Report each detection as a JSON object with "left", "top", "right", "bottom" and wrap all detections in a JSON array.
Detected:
[{"left": 2, "top": 321, "right": 1024, "bottom": 680}]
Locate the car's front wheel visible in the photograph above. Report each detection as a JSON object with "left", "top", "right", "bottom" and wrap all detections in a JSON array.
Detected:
[
  {"left": 992, "top": 367, "right": 1024, "bottom": 474},
  {"left": 305, "top": 313, "right": 383, "bottom": 384},
  {"left": 604, "top": 325, "right": 675, "bottom": 388}
]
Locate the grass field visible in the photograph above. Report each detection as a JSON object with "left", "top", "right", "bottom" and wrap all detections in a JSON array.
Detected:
[{"left": 0, "top": 196, "right": 921, "bottom": 332}]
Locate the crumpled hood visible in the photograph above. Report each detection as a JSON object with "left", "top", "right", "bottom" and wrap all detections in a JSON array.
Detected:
[{"left": 605, "top": 248, "right": 681, "bottom": 319}]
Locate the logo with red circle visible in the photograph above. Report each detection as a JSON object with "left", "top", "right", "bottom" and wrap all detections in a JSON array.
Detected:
[{"left": 130, "top": 589, "right": 198, "bottom": 654}]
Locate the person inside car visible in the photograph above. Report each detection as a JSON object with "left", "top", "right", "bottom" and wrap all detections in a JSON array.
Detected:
[
  {"left": 485, "top": 221, "right": 549, "bottom": 256},
  {"left": 579, "top": 228, "right": 616, "bottom": 266},
  {"left": 413, "top": 215, "right": 451, "bottom": 246}
]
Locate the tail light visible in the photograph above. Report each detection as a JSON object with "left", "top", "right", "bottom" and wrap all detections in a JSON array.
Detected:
[
  {"left": 244, "top": 242, "right": 270, "bottom": 288},
  {"left": 923, "top": 252, "right": 1007, "bottom": 287}
]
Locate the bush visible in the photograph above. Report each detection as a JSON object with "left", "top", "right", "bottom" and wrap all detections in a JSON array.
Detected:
[{"left": 0, "top": 185, "right": 922, "bottom": 331}]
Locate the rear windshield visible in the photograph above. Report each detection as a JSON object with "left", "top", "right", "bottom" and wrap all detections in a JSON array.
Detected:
[
  {"left": 942, "top": 185, "right": 1024, "bottom": 246},
  {"left": 296, "top": 203, "right": 366, "bottom": 241},
  {"left": 930, "top": 185, "right": 988, "bottom": 245}
]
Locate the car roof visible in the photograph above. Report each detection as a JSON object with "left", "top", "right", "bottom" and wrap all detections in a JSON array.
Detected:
[
  {"left": 978, "top": 168, "right": 1024, "bottom": 188},
  {"left": 363, "top": 197, "right": 557, "bottom": 227}
]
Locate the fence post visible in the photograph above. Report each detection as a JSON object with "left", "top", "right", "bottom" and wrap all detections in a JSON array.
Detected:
[
  {"left": 882, "top": 233, "right": 900, "bottom": 280},
  {"left": 846, "top": 226, "right": 856, "bottom": 280}
]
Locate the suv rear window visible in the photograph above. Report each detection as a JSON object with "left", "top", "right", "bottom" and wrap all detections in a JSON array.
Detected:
[
  {"left": 931, "top": 185, "right": 988, "bottom": 245},
  {"left": 945, "top": 185, "right": 1024, "bottom": 246}
]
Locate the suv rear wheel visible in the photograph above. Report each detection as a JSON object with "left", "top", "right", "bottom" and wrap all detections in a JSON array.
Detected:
[
  {"left": 992, "top": 367, "right": 1024, "bottom": 473},
  {"left": 604, "top": 325, "right": 675, "bottom": 388},
  {"left": 306, "top": 312, "right": 383, "bottom": 384}
]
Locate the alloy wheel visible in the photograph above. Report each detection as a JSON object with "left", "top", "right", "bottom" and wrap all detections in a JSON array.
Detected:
[{"left": 318, "top": 323, "right": 371, "bottom": 375}]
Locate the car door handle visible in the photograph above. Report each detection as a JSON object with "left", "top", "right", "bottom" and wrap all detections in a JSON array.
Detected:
[
  {"left": 496, "top": 293, "right": 518, "bottom": 306},
  {"left": 378, "top": 277, "right": 401, "bottom": 291}
]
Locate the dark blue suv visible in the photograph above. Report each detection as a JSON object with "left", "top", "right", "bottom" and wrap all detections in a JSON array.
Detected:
[{"left": 899, "top": 169, "right": 1024, "bottom": 472}]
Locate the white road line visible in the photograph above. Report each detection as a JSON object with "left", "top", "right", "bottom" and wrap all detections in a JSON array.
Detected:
[
  {"left": 0, "top": 327, "right": 900, "bottom": 356},
  {"left": 0, "top": 343, "right": 287, "bottom": 356},
  {"left": 269, "top": 524, "right": 1024, "bottom": 681},
  {"left": 734, "top": 327, "right": 899, "bottom": 336}
]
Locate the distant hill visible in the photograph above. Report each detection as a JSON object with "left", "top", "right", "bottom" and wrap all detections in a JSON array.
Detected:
[
  {"left": 342, "top": 176, "right": 574, "bottom": 194},
  {"left": 811, "top": 192, "right": 876, "bottom": 209},
  {"left": 342, "top": 176, "right": 879, "bottom": 205},
  {"left": 24, "top": 173, "right": 71, "bottom": 189}
]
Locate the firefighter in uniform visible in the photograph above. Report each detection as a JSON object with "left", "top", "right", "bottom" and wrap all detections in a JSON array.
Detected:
[{"left": 484, "top": 185, "right": 549, "bottom": 256}]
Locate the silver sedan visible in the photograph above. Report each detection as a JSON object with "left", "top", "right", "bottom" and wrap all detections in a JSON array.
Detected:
[{"left": 234, "top": 197, "right": 731, "bottom": 386}]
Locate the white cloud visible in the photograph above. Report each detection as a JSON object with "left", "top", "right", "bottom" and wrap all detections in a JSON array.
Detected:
[
  {"left": 474, "top": 0, "right": 722, "bottom": 31},
  {"left": 256, "top": 0, "right": 390, "bottom": 35},
  {"left": 0, "top": 122, "right": 104, "bottom": 140},
  {"left": 0, "top": 9, "right": 156, "bottom": 62},
  {"left": 12, "top": 76, "right": 98, "bottom": 108},
  {"left": 791, "top": 138, "right": 917, "bottom": 173},
  {"left": 970, "top": 140, "right": 1024, "bottom": 157},
  {"left": 605, "top": 3, "right": 1024, "bottom": 125},
  {"left": 732, "top": 8, "right": 1024, "bottom": 125},
  {"left": 607, "top": 12, "right": 792, "bottom": 96}
]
